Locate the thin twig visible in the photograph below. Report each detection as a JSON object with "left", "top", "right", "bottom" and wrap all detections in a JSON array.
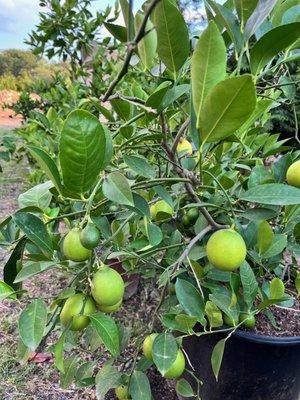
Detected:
[{"left": 171, "top": 117, "right": 191, "bottom": 154}]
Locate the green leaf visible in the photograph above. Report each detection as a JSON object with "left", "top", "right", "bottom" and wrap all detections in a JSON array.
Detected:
[
  {"left": 135, "top": 12, "right": 157, "bottom": 70},
  {"left": 146, "top": 81, "right": 172, "bottom": 108},
  {"left": 111, "top": 98, "right": 131, "bottom": 121},
  {"left": 242, "top": 207, "right": 277, "bottom": 221},
  {"left": 104, "top": 22, "right": 127, "bottom": 42},
  {"left": 0, "top": 281, "right": 16, "bottom": 300},
  {"left": 244, "top": 0, "right": 277, "bottom": 41},
  {"left": 240, "top": 183, "right": 300, "bottom": 205},
  {"left": 295, "top": 272, "right": 300, "bottom": 296},
  {"left": 14, "top": 261, "right": 56, "bottom": 283},
  {"left": 147, "top": 223, "right": 163, "bottom": 246},
  {"left": 211, "top": 338, "right": 225, "bottom": 381},
  {"left": 124, "top": 155, "right": 156, "bottom": 178},
  {"left": 272, "top": 0, "right": 299, "bottom": 26},
  {"left": 13, "top": 212, "right": 53, "bottom": 257},
  {"left": 3, "top": 238, "right": 26, "bottom": 289},
  {"left": 175, "top": 278, "right": 205, "bottom": 323},
  {"left": 152, "top": 333, "right": 178, "bottom": 376},
  {"left": 59, "top": 109, "right": 106, "bottom": 196},
  {"left": 28, "top": 146, "right": 63, "bottom": 193},
  {"left": 54, "top": 330, "right": 67, "bottom": 373},
  {"left": 18, "top": 299, "right": 47, "bottom": 351},
  {"left": 191, "top": 20, "right": 226, "bottom": 126},
  {"left": 95, "top": 363, "right": 121, "bottom": 400},
  {"left": 103, "top": 172, "right": 134, "bottom": 206},
  {"left": 257, "top": 220, "right": 274, "bottom": 254},
  {"left": 129, "top": 193, "right": 150, "bottom": 217},
  {"left": 175, "top": 314, "right": 198, "bottom": 332},
  {"left": 205, "top": 301, "right": 223, "bottom": 328},
  {"left": 240, "top": 261, "right": 258, "bottom": 310},
  {"left": 90, "top": 312, "right": 120, "bottom": 356},
  {"left": 60, "top": 355, "right": 79, "bottom": 389},
  {"left": 261, "top": 234, "right": 287, "bottom": 258},
  {"left": 153, "top": 0, "right": 189, "bottom": 73},
  {"left": 234, "top": 0, "right": 258, "bottom": 26},
  {"left": 250, "top": 23, "right": 300, "bottom": 75},
  {"left": 18, "top": 181, "right": 53, "bottom": 211},
  {"left": 205, "top": 0, "right": 243, "bottom": 51},
  {"left": 153, "top": 185, "right": 174, "bottom": 208},
  {"left": 199, "top": 75, "right": 256, "bottom": 143},
  {"left": 269, "top": 277, "right": 285, "bottom": 299},
  {"left": 130, "top": 370, "right": 152, "bottom": 400},
  {"left": 175, "top": 378, "right": 194, "bottom": 397}
]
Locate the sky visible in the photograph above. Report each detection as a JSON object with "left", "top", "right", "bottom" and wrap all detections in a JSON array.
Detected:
[{"left": 0, "top": 0, "right": 144, "bottom": 50}]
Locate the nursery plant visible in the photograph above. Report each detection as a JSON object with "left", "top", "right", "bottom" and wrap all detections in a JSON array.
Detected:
[{"left": 1, "top": 0, "right": 300, "bottom": 399}]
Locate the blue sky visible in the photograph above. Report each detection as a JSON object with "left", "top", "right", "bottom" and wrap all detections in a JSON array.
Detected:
[{"left": 0, "top": 0, "right": 144, "bottom": 50}]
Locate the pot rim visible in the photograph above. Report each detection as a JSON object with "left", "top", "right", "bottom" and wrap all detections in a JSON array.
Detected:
[{"left": 234, "top": 329, "right": 300, "bottom": 345}]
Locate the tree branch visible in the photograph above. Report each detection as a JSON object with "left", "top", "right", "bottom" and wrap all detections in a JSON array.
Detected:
[{"left": 171, "top": 117, "right": 191, "bottom": 154}]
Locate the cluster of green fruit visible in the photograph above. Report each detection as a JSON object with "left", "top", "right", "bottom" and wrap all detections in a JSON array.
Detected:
[
  {"left": 63, "top": 224, "right": 101, "bottom": 262},
  {"left": 114, "top": 333, "right": 186, "bottom": 400}
]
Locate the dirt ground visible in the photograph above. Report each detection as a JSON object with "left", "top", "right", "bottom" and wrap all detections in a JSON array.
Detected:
[{"left": 0, "top": 127, "right": 177, "bottom": 399}]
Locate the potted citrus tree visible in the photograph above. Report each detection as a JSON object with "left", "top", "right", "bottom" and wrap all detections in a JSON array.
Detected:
[{"left": 1, "top": 0, "right": 300, "bottom": 399}]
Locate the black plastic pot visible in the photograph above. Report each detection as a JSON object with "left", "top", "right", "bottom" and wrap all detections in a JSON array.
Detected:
[{"left": 181, "top": 329, "right": 300, "bottom": 400}]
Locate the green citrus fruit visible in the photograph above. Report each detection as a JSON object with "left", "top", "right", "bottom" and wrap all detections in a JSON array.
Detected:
[
  {"left": 151, "top": 200, "right": 173, "bottom": 222},
  {"left": 63, "top": 229, "right": 92, "bottom": 262},
  {"left": 187, "top": 208, "right": 199, "bottom": 222},
  {"left": 286, "top": 160, "right": 300, "bottom": 188},
  {"left": 91, "top": 265, "right": 124, "bottom": 306},
  {"left": 239, "top": 313, "right": 255, "bottom": 329},
  {"left": 142, "top": 333, "right": 158, "bottom": 361},
  {"left": 115, "top": 385, "right": 130, "bottom": 399},
  {"left": 163, "top": 349, "right": 185, "bottom": 379},
  {"left": 176, "top": 139, "right": 193, "bottom": 155},
  {"left": 80, "top": 223, "right": 101, "bottom": 249},
  {"left": 182, "top": 214, "right": 190, "bottom": 226},
  {"left": 223, "top": 314, "right": 238, "bottom": 327},
  {"left": 99, "top": 299, "right": 122, "bottom": 313},
  {"left": 206, "top": 229, "right": 247, "bottom": 271},
  {"left": 60, "top": 293, "right": 96, "bottom": 331},
  {"left": 109, "top": 205, "right": 119, "bottom": 213}
]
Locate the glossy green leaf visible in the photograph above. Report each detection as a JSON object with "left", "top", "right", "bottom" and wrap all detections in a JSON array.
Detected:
[
  {"left": 0, "top": 281, "right": 16, "bottom": 300},
  {"left": 240, "top": 261, "right": 258, "bottom": 310},
  {"left": 152, "top": 333, "right": 178, "bottom": 376},
  {"left": 3, "top": 238, "right": 26, "bottom": 289},
  {"left": 272, "top": 0, "right": 299, "bottom": 26},
  {"left": 130, "top": 193, "right": 150, "bottom": 217},
  {"left": 211, "top": 338, "right": 225, "bottom": 381},
  {"left": 199, "top": 75, "right": 256, "bottom": 143},
  {"left": 90, "top": 312, "right": 120, "bottom": 356},
  {"left": 59, "top": 109, "right": 106, "bottom": 196},
  {"left": 102, "top": 172, "right": 134, "bottom": 206},
  {"left": 175, "top": 314, "right": 198, "bottom": 332},
  {"left": 176, "top": 378, "right": 194, "bottom": 397},
  {"left": 146, "top": 81, "right": 172, "bottom": 108},
  {"left": 147, "top": 223, "right": 163, "bottom": 246},
  {"left": 234, "top": 0, "right": 258, "bottom": 26},
  {"left": 240, "top": 183, "right": 300, "bottom": 205},
  {"left": 18, "top": 299, "right": 47, "bottom": 351},
  {"left": 269, "top": 277, "right": 285, "bottom": 299},
  {"left": 28, "top": 146, "right": 63, "bottom": 193},
  {"left": 250, "top": 23, "right": 300, "bottom": 75},
  {"left": 13, "top": 212, "right": 53, "bottom": 257},
  {"left": 257, "top": 220, "right": 274, "bottom": 254},
  {"left": 262, "top": 234, "right": 287, "bottom": 258},
  {"left": 153, "top": 0, "right": 189, "bottom": 73},
  {"left": 175, "top": 278, "right": 205, "bottom": 322},
  {"left": 242, "top": 207, "right": 277, "bottom": 221},
  {"left": 135, "top": 12, "right": 157, "bottom": 70},
  {"left": 104, "top": 22, "right": 127, "bottom": 42},
  {"left": 205, "top": 301, "right": 223, "bottom": 328},
  {"left": 244, "top": 0, "right": 277, "bottom": 41},
  {"left": 191, "top": 20, "right": 226, "bottom": 126},
  {"left": 95, "top": 363, "right": 121, "bottom": 400},
  {"left": 130, "top": 370, "right": 151, "bottom": 400},
  {"left": 14, "top": 261, "right": 56, "bottom": 283},
  {"left": 124, "top": 155, "right": 156, "bottom": 178},
  {"left": 54, "top": 330, "right": 67, "bottom": 373}
]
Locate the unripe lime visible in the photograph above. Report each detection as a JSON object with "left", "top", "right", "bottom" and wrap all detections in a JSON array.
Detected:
[
  {"left": 176, "top": 139, "right": 193, "bottom": 155},
  {"left": 91, "top": 265, "right": 124, "bottom": 306},
  {"left": 115, "top": 385, "right": 130, "bottom": 399},
  {"left": 182, "top": 214, "right": 190, "bottom": 226},
  {"left": 187, "top": 208, "right": 199, "bottom": 222},
  {"left": 60, "top": 293, "right": 96, "bottom": 331},
  {"left": 99, "top": 299, "right": 122, "bottom": 313},
  {"left": 63, "top": 229, "right": 92, "bottom": 262},
  {"left": 239, "top": 313, "right": 255, "bottom": 329},
  {"left": 142, "top": 333, "right": 158, "bottom": 361},
  {"left": 286, "top": 160, "right": 300, "bottom": 188},
  {"left": 163, "top": 349, "right": 185, "bottom": 379},
  {"left": 206, "top": 229, "right": 247, "bottom": 271},
  {"left": 80, "top": 223, "right": 101, "bottom": 249},
  {"left": 223, "top": 314, "right": 238, "bottom": 327},
  {"left": 151, "top": 200, "right": 173, "bottom": 222}
]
